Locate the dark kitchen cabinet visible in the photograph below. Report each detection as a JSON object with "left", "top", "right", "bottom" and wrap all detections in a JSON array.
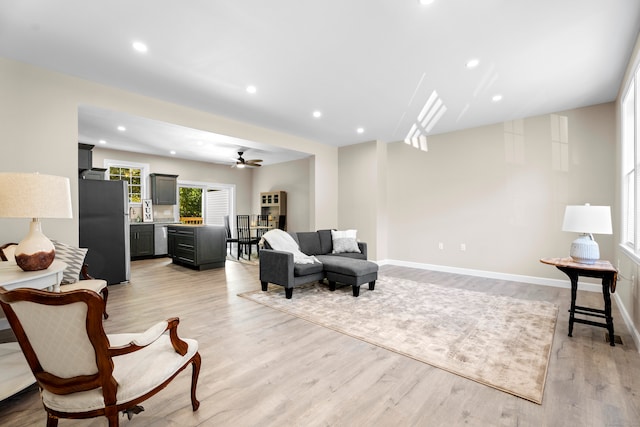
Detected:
[
  {"left": 78, "top": 143, "right": 94, "bottom": 171},
  {"left": 167, "top": 225, "right": 226, "bottom": 270},
  {"left": 150, "top": 173, "right": 178, "bottom": 205},
  {"left": 130, "top": 224, "right": 154, "bottom": 258}
]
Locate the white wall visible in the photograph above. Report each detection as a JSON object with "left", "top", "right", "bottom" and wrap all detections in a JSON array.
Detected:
[
  {"left": 385, "top": 103, "right": 615, "bottom": 280},
  {"left": 251, "top": 158, "right": 311, "bottom": 231},
  {"left": 338, "top": 141, "right": 388, "bottom": 260}
]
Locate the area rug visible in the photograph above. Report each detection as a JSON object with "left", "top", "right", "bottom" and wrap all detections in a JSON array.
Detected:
[{"left": 239, "top": 275, "right": 558, "bottom": 404}]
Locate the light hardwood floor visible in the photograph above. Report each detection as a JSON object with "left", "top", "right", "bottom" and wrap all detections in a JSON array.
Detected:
[{"left": 1, "top": 257, "right": 639, "bottom": 426}]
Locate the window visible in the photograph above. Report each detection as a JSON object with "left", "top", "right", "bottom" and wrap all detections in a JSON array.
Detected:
[
  {"left": 104, "top": 160, "right": 149, "bottom": 204},
  {"left": 178, "top": 181, "right": 235, "bottom": 227},
  {"left": 621, "top": 65, "right": 640, "bottom": 255},
  {"left": 179, "top": 187, "right": 203, "bottom": 223}
]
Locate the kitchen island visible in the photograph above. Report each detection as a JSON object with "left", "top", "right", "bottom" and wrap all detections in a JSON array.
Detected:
[{"left": 167, "top": 224, "right": 226, "bottom": 270}]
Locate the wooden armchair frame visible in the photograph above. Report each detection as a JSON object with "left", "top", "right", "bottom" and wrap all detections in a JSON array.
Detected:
[{"left": 0, "top": 287, "right": 201, "bottom": 427}]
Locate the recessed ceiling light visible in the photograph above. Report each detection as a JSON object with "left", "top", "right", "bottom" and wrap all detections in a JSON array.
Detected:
[
  {"left": 466, "top": 59, "right": 480, "bottom": 69},
  {"left": 132, "top": 41, "right": 148, "bottom": 53},
  {"left": 196, "top": 141, "right": 203, "bottom": 146},
  {"left": 117, "top": 125, "right": 126, "bottom": 131},
  {"left": 170, "top": 150, "right": 176, "bottom": 155},
  {"left": 99, "top": 139, "right": 106, "bottom": 144},
  {"left": 246, "top": 85, "right": 257, "bottom": 94},
  {"left": 357, "top": 127, "right": 364, "bottom": 134},
  {"left": 312, "top": 111, "right": 322, "bottom": 118},
  {"left": 492, "top": 94, "right": 503, "bottom": 102},
  {"left": 419, "top": 0, "right": 435, "bottom": 5}
]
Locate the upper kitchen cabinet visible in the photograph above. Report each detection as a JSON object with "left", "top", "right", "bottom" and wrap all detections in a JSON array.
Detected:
[
  {"left": 150, "top": 173, "right": 178, "bottom": 205},
  {"left": 78, "top": 143, "right": 94, "bottom": 171}
]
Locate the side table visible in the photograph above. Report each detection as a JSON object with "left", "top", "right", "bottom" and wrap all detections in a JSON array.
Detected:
[
  {"left": 540, "top": 257, "right": 617, "bottom": 346},
  {"left": 0, "top": 260, "right": 66, "bottom": 401}
]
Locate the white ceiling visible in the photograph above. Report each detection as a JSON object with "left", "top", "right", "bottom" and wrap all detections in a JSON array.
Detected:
[{"left": 1, "top": 1, "right": 639, "bottom": 165}]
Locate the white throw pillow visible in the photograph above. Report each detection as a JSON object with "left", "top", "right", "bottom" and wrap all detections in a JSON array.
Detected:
[{"left": 331, "top": 229, "right": 361, "bottom": 254}]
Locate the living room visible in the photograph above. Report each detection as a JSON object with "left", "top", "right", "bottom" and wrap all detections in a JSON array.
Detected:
[{"left": 1, "top": 2, "right": 640, "bottom": 425}]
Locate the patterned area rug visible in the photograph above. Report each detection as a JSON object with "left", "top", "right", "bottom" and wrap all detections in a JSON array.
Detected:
[{"left": 239, "top": 275, "right": 558, "bottom": 404}]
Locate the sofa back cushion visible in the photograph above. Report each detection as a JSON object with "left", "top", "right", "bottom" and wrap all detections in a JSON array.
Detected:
[
  {"left": 296, "top": 232, "right": 323, "bottom": 255},
  {"left": 317, "top": 229, "right": 333, "bottom": 254}
]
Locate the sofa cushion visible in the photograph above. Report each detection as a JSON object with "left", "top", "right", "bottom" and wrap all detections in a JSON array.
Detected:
[
  {"left": 296, "top": 232, "right": 323, "bottom": 255},
  {"left": 331, "top": 229, "right": 361, "bottom": 254},
  {"left": 316, "top": 255, "right": 378, "bottom": 276},
  {"left": 293, "top": 262, "right": 325, "bottom": 276},
  {"left": 317, "top": 229, "right": 333, "bottom": 254}
]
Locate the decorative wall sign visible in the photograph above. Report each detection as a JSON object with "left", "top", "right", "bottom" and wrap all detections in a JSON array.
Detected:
[{"left": 142, "top": 199, "right": 154, "bottom": 222}]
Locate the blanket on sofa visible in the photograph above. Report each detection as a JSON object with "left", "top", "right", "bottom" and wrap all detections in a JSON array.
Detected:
[{"left": 261, "top": 229, "right": 320, "bottom": 265}]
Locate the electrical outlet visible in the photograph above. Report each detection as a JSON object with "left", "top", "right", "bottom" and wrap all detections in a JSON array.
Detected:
[
  {"left": 438, "top": 242, "right": 444, "bottom": 250},
  {"left": 460, "top": 243, "right": 466, "bottom": 251}
]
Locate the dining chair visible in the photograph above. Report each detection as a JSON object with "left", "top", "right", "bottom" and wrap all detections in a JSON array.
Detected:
[
  {"left": 255, "top": 214, "right": 270, "bottom": 240},
  {"left": 277, "top": 215, "right": 286, "bottom": 231},
  {"left": 223, "top": 215, "right": 238, "bottom": 257},
  {"left": 0, "top": 286, "right": 201, "bottom": 426},
  {"left": 236, "top": 215, "right": 259, "bottom": 260}
]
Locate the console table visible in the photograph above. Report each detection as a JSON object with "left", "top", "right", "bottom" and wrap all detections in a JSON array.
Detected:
[
  {"left": 540, "top": 257, "right": 617, "bottom": 346},
  {"left": 0, "top": 260, "right": 66, "bottom": 401}
]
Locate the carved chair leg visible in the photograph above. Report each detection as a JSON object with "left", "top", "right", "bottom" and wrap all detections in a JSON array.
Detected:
[
  {"left": 107, "top": 413, "right": 119, "bottom": 427},
  {"left": 46, "top": 413, "right": 59, "bottom": 427},
  {"left": 101, "top": 287, "right": 109, "bottom": 319},
  {"left": 191, "top": 353, "right": 201, "bottom": 411}
]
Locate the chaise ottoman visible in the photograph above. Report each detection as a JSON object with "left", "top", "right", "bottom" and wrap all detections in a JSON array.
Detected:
[{"left": 316, "top": 255, "right": 378, "bottom": 297}]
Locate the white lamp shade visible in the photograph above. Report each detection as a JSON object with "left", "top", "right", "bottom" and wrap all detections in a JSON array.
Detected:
[
  {"left": 562, "top": 204, "right": 612, "bottom": 235},
  {"left": 0, "top": 173, "right": 72, "bottom": 271},
  {"left": 0, "top": 173, "right": 72, "bottom": 219}
]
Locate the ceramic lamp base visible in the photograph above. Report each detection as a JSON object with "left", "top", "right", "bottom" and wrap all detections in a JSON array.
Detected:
[
  {"left": 14, "top": 220, "right": 55, "bottom": 271},
  {"left": 569, "top": 234, "right": 600, "bottom": 264}
]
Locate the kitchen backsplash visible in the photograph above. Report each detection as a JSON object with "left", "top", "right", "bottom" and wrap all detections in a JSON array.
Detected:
[{"left": 129, "top": 205, "right": 176, "bottom": 223}]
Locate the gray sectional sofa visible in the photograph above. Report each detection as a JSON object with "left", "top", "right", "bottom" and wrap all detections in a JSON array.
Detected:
[{"left": 259, "top": 229, "right": 378, "bottom": 299}]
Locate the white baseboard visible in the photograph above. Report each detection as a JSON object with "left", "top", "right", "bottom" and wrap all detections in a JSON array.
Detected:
[
  {"left": 377, "top": 258, "right": 640, "bottom": 352},
  {"left": 377, "top": 258, "right": 600, "bottom": 291},
  {"left": 614, "top": 292, "right": 640, "bottom": 351}
]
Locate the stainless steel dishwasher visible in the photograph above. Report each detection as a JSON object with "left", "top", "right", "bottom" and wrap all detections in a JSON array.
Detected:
[{"left": 153, "top": 223, "right": 169, "bottom": 256}]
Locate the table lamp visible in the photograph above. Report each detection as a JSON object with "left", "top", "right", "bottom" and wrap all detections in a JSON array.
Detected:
[
  {"left": 562, "top": 204, "right": 612, "bottom": 264},
  {"left": 0, "top": 172, "right": 72, "bottom": 271}
]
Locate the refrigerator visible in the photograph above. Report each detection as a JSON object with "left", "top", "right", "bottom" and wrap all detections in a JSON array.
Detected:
[{"left": 79, "top": 179, "right": 131, "bottom": 285}]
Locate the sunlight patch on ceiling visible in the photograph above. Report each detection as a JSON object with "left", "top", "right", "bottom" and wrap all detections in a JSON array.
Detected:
[{"left": 403, "top": 90, "right": 447, "bottom": 152}]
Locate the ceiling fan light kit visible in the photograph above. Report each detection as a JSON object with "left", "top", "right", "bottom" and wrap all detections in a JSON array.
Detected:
[{"left": 234, "top": 151, "right": 262, "bottom": 168}]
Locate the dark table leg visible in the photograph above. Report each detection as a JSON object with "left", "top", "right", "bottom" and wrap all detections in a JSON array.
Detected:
[
  {"left": 602, "top": 274, "right": 615, "bottom": 346},
  {"left": 566, "top": 270, "right": 579, "bottom": 337}
]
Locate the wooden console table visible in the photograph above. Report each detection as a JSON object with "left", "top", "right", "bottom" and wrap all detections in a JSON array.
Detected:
[
  {"left": 540, "top": 257, "right": 617, "bottom": 346},
  {"left": 0, "top": 260, "right": 66, "bottom": 401}
]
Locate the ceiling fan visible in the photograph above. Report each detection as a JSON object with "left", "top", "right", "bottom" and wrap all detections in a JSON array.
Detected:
[{"left": 233, "top": 151, "right": 262, "bottom": 168}]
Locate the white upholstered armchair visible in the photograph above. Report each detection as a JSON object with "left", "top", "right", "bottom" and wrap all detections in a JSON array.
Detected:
[{"left": 0, "top": 287, "right": 201, "bottom": 426}]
